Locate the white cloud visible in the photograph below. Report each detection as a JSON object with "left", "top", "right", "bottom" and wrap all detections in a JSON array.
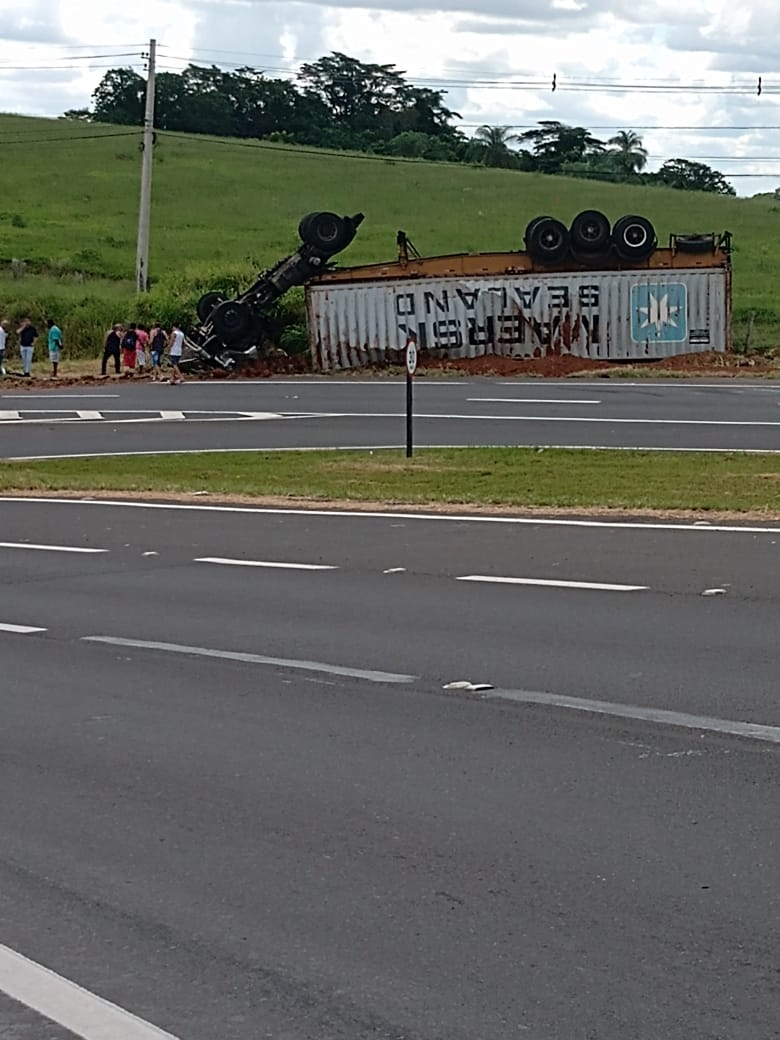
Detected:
[{"left": 0, "top": 0, "right": 779, "bottom": 195}]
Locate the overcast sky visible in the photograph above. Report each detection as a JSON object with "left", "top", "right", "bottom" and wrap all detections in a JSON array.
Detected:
[{"left": 2, "top": 0, "right": 779, "bottom": 196}]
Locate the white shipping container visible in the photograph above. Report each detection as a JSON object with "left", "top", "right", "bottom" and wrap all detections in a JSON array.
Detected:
[{"left": 307, "top": 268, "right": 730, "bottom": 370}]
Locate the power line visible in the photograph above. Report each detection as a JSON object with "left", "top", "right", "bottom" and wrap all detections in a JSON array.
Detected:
[{"left": 0, "top": 130, "right": 138, "bottom": 145}]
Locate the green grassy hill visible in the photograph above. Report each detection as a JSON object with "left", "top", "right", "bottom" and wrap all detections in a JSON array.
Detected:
[{"left": 0, "top": 113, "right": 778, "bottom": 352}]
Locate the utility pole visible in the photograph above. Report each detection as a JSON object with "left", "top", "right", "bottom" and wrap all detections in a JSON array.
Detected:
[{"left": 135, "top": 38, "right": 156, "bottom": 293}]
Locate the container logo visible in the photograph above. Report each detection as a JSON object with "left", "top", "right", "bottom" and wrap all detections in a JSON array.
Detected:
[{"left": 631, "top": 282, "right": 688, "bottom": 342}]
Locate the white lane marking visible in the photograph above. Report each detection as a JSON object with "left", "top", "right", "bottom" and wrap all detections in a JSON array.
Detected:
[
  {"left": 0, "top": 541, "right": 107, "bottom": 553},
  {"left": 284, "top": 411, "right": 780, "bottom": 427},
  {"left": 0, "top": 943, "right": 182, "bottom": 1040},
  {"left": 82, "top": 636, "right": 416, "bottom": 685},
  {"left": 1, "top": 394, "right": 120, "bottom": 399},
  {"left": 497, "top": 380, "right": 780, "bottom": 391},
  {"left": 0, "top": 622, "right": 47, "bottom": 634},
  {"left": 468, "top": 398, "right": 602, "bottom": 405},
  {"left": 487, "top": 688, "right": 780, "bottom": 746},
  {"left": 173, "top": 379, "right": 470, "bottom": 386},
  {"left": 0, "top": 410, "right": 285, "bottom": 425},
  {"left": 6, "top": 498, "right": 780, "bottom": 535},
  {"left": 457, "top": 575, "right": 648, "bottom": 592},
  {"left": 195, "top": 556, "right": 337, "bottom": 570}
]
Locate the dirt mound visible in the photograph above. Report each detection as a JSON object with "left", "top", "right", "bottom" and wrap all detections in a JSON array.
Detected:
[{"left": 418, "top": 353, "right": 614, "bottom": 377}]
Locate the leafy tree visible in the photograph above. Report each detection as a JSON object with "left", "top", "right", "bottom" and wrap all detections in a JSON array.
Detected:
[
  {"left": 607, "top": 129, "right": 648, "bottom": 176},
  {"left": 472, "top": 125, "right": 521, "bottom": 168},
  {"left": 91, "top": 68, "right": 146, "bottom": 125},
  {"left": 653, "top": 158, "right": 736, "bottom": 195},
  {"left": 519, "top": 120, "right": 605, "bottom": 173},
  {"left": 299, "top": 52, "right": 406, "bottom": 133}
]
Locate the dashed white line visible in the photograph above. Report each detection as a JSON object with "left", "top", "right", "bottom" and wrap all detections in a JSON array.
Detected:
[
  {"left": 487, "top": 688, "right": 780, "bottom": 745},
  {"left": 82, "top": 636, "right": 416, "bottom": 684},
  {"left": 0, "top": 541, "right": 108, "bottom": 554},
  {"left": 76, "top": 410, "right": 103, "bottom": 421},
  {"left": 195, "top": 556, "right": 337, "bottom": 570},
  {"left": 0, "top": 622, "right": 47, "bottom": 634},
  {"left": 0, "top": 943, "right": 182, "bottom": 1040},
  {"left": 467, "top": 398, "right": 602, "bottom": 405},
  {"left": 457, "top": 576, "right": 648, "bottom": 592}
]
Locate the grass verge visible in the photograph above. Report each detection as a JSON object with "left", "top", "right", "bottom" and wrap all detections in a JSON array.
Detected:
[{"left": 1, "top": 448, "right": 779, "bottom": 515}]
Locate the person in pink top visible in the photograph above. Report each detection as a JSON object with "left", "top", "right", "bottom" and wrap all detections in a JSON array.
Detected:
[{"left": 135, "top": 323, "right": 149, "bottom": 374}]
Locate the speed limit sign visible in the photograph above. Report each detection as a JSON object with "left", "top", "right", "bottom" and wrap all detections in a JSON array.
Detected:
[{"left": 405, "top": 340, "right": 417, "bottom": 376}]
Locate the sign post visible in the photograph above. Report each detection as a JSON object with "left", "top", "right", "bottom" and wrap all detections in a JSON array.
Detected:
[{"left": 405, "top": 337, "right": 417, "bottom": 458}]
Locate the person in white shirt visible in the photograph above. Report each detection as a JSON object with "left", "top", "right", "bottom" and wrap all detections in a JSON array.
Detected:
[
  {"left": 167, "top": 322, "right": 185, "bottom": 384},
  {"left": 0, "top": 319, "right": 9, "bottom": 375}
]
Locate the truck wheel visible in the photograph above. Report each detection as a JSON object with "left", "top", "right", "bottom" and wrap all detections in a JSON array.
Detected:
[
  {"left": 570, "top": 210, "right": 611, "bottom": 253},
  {"left": 613, "top": 215, "right": 656, "bottom": 261},
  {"left": 197, "top": 291, "right": 224, "bottom": 324},
  {"left": 211, "top": 299, "right": 252, "bottom": 344},
  {"left": 298, "top": 212, "right": 319, "bottom": 243},
  {"left": 524, "top": 215, "right": 553, "bottom": 250},
  {"left": 527, "top": 217, "right": 569, "bottom": 264},
  {"left": 675, "top": 233, "right": 715, "bottom": 253},
  {"left": 300, "top": 211, "right": 353, "bottom": 253}
]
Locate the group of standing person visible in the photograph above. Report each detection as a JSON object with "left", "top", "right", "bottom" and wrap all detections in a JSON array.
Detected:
[
  {"left": 101, "top": 321, "right": 185, "bottom": 383},
  {"left": 0, "top": 317, "right": 63, "bottom": 377}
]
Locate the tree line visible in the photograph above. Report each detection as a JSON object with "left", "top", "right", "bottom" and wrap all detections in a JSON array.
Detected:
[{"left": 65, "top": 52, "right": 736, "bottom": 196}]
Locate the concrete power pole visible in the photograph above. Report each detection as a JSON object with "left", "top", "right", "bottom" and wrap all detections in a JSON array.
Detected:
[{"left": 135, "top": 38, "right": 157, "bottom": 293}]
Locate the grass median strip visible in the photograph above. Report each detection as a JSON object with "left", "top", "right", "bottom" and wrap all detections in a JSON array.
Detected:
[{"left": 1, "top": 447, "right": 780, "bottom": 514}]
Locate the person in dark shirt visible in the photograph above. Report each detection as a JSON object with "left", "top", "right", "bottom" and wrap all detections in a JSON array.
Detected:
[
  {"left": 17, "top": 317, "right": 38, "bottom": 376},
  {"left": 149, "top": 322, "right": 167, "bottom": 381},
  {"left": 121, "top": 322, "right": 138, "bottom": 371},
  {"left": 101, "top": 324, "right": 122, "bottom": 375}
]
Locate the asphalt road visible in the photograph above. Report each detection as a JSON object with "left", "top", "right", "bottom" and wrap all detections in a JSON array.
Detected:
[
  {"left": 3, "top": 377, "right": 780, "bottom": 457},
  {"left": 1, "top": 498, "right": 778, "bottom": 1039}
]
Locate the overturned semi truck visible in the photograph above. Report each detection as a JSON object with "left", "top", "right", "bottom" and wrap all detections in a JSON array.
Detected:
[
  {"left": 188, "top": 210, "right": 364, "bottom": 368},
  {"left": 189, "top": 209, "right": 732, "bottom": 370}
]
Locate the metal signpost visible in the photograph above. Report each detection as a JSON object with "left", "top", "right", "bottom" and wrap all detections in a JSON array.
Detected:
[{"left": 405, "top": 337, "right": 417, "bottom": 458}]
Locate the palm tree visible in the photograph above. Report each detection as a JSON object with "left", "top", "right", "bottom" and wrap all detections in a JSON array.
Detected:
[
  {"left": 607, "top": 130, "right": 648, "bottom": 176},
  {"left": 473, "top": 125, "right": 520, "bottom": 168}
]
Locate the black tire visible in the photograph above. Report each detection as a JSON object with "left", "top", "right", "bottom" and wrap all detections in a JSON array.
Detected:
[
  {"left": 613, "top": 214, "right": 656, "bottom": 261},
  {"left": 197, "top": 291, "right": 224, "bottom": 325},
  {"left": 526, "top": 217, "right": 570, "bottom": 264},
  {"left": 298, "top": 212, "right": 319, "bottom": 243},
  {"left": 524, "top": 215, "right": 553, "bottom": 249},
  {"left": 210, "top": 299, "right": 252, "bottom": 343},
  {"left": 570, "top": 210, "right": 611, "bottom": 253},
  {"left": 675, "top": 233, "right": 715, "bottom": 254},
  {"left": 299, "top": 211, "right": 352, "bottom": 253}
]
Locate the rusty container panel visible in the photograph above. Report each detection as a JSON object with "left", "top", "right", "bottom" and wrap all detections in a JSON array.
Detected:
[{"left": 307, "top": 268, "right": 730, "bottom": 370}]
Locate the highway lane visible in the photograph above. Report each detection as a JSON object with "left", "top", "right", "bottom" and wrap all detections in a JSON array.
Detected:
[
  {"left": 1, "top": 499, "right": 779, "bottom": 1039},
  {"left": 2, "top": 497, "right": 779, "bottom": 723},
  {"left": 3, "top": 377, "right": 780, "bottom": 455}
]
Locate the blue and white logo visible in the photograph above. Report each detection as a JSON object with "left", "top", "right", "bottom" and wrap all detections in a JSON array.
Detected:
[{"left": 631, "top": 282, "right": 688, "bottom": 342}]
